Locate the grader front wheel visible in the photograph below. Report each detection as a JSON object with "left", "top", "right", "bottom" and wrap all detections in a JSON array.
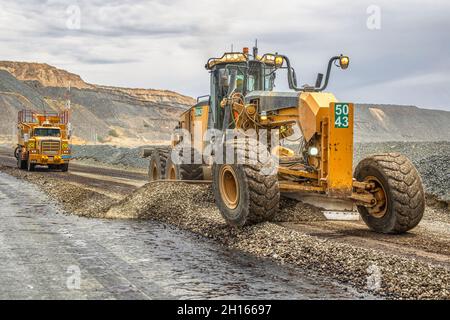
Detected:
[
  {"left": 212, "top": 141, "right": 280, "bottom": 227},
  {"left": 354, "top": 153, "right": 425, "bottom": 234}
]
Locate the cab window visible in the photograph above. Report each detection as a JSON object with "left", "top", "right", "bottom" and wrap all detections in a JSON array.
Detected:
[{"left": 34, "top": 128, "right": 61, "bottom": 137}]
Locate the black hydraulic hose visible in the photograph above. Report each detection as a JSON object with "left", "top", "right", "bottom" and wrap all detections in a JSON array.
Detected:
[
  {"left": 281, "top": 55, "right": 341, "bottom": 92},
  {"left": 317, "top": 56, "right": 341, "bottom": 92}
]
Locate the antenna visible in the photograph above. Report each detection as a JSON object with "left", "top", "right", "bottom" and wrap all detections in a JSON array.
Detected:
[
  {"left": 231, "top": 44, "right": 234, "bottom": 52},
  {"left": 253, "top": 39, "right": 258, "bottom": 58},
  {"left": 65, "top": 81, "right": 71, "bottom": 110}
]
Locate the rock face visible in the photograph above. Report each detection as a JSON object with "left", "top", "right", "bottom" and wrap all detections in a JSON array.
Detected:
[
  {"left": 0, "top": 61, "right": 92, "bottom": 89},
  {"left": 0, "top": 62, "right": 195, "bottom": 145}
]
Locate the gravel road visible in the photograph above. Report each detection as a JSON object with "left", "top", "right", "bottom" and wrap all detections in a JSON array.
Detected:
[
  {"left": 0, "top": 171, "right": 369, "bottom": 299},
  {"left": 0, "top": 145, "right": 449, "bottom": 299}
]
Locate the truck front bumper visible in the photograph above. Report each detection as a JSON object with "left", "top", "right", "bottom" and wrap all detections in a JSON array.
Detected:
[{"left": 29, "top": 154, "right": 71, "bottom": 164}]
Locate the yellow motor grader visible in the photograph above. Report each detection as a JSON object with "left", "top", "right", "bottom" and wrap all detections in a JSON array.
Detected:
[{"left": 146, "top": 46, "right": 424, "bottom": 234}]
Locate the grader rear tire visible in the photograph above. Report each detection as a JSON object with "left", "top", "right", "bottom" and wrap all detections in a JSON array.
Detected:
[
  {"left": 178, "top": 147, "right": 203, "bottom": 180},
  {"left": 212, "top": 140, "right": 279, "bottom": 227},
  {"left": 354, "top": 153, "right": 425, "bottom": 234},
  {"left": 165, "top": 156, "right": 181, "bottom": 180},
  {"left": 148, "top": 149, "right": 169, "bottom": 181}
]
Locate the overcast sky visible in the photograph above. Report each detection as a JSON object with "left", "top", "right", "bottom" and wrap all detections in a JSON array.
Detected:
[{"left": 0, "top": 0, "right": 449, "bottom": 110}]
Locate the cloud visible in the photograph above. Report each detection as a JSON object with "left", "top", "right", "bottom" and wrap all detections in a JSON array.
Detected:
[{"left": 0, "top": 0, "right": 449, "bottom": 110}]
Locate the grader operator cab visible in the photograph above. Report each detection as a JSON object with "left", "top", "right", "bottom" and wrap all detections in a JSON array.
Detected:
[{"left": 146, "top": 46, "right": 425, "bottom": 234}]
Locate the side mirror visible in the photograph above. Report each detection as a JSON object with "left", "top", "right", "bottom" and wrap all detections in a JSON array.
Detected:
[
  {"left": 315, "top": 73, "right": 323, "bottom": 88},
  {"left": 339, "top": 55, "right": 350, "bottom": 69}
]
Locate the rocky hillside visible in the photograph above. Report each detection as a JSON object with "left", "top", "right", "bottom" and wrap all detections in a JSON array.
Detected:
[
  {"left": 0, "top": 61, "right": 195, "bottom": 146},
  {"left": 354, "top": 104, "right": 450, "bottom": 142},
  {"left": 0, "top": 61, "right": 92, "bottom": 89}
]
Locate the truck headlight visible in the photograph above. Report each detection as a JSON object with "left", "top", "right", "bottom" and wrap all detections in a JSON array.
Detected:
[{"left": 308, "top": 146, "right": 319, "bottom": 156}]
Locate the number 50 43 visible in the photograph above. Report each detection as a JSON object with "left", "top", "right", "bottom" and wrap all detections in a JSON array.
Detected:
[{"left": 334, "top": 103, "right": 350, "bottom": 128}]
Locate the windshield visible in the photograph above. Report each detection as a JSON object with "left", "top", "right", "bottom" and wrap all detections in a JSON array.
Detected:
[{"left": 33, "top": 128, "right": 61, "bottom": 137}]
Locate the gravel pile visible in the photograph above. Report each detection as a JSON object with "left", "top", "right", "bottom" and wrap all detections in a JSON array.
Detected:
[
  {"left": 355, "top": 141, "right": 450, "bottom": 202},
  {"left": 72, "top": 145, "right": 150, "bottom": 169},
  {"left": 106, "top": 181, "right": 450, "bottom": 299}
]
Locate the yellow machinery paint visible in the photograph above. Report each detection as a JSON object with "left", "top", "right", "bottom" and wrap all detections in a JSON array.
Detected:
[
  {"left": 147, "top": 47, "right": 425, "bottom": 234},
  {"left": 15, "top": 109, "right": 71, "bottom": 171}
]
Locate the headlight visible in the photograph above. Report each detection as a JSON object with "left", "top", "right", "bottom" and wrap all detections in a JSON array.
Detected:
[
  {"left": 308, "top": 146, "right": 319, "bottom": 156},
  {"left": 339, "top": 55, "right": 350, "bottom": 69},
  {"left": 275, "top": 56, "right": 284, "bottom": 66},
  {"left": 260, "top": 111, "right": 268, "bottom": 121}
]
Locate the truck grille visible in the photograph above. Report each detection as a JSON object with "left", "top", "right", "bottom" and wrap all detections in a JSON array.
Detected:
[{"left": 41, "top": 141, "right": 60, "bottom": 155}]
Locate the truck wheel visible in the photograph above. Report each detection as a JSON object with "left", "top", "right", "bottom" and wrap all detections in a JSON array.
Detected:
[
  {"left": 14, "top": 147, "right": 20, "bottom": 160},
  {"left": 212, "top": 140, "right": 279, "bottom": 226},
  {"left": 148, "top": 149, "right": 169, "bottom": 181},
  {"left": 17, "top": 151, "right": 27, "bottom": 170},
  {"left": 61, "top": 163, "right": 69, "bottom": 172},
  {"left": 178, "top": 147, "right": 203, "bottom": 180},
  {"left": 354, "top": 153, "right": 425, "bottom": 234},
  {"left": 27, "top": 158, "right": 35, "bottom": 172}
]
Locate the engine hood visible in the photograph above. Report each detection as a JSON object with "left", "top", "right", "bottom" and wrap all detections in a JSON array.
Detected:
[{"left": 244, "top": 91, "right": 301, "bottom": 112}]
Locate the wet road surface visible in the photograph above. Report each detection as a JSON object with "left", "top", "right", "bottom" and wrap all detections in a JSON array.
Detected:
[{"left": 0, "top": 171, "right": 370, "bottom": 299}]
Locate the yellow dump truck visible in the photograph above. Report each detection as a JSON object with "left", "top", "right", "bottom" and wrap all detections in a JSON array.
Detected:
[{"left": 14, "top": 110, "right": 71, "bottom": 172}]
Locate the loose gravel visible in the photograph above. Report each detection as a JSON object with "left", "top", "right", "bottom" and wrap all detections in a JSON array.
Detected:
[
  {"left": 72, "top": 144, "right": 150, "bottom": 170},
  {"left": 106, "top": 182, "right": 450, "bottom": 299}
]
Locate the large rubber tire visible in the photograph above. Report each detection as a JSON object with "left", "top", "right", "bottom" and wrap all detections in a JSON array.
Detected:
[
  {"left": 17, "top": 151, "right": 27, "bottom": 170},
  {"left": 165, "top": 156, "right": 181, "bottom": 180},
  {"left": 27, "top": 157, "right": 35, "bottom": 172},
  {"left": 61, "top": 163, "right": 69, "bottom": 172},
  {"left": 212, "top": 140, "right": 279, "bottom": 227},
  {"left": 148, "top": 148, "right": 169, "bottom": 181},
  {"left": 178, "top": 147, "right": 203, "bottom": 180},
  {"left": 354, "top": 153, "right": 425, "bottom": 234}
]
